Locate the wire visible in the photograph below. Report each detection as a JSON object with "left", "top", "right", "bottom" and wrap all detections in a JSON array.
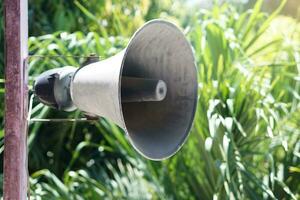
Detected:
[
  {"left": 26, "top": 54, "right": 102, "bottom": 60},
  {"left": 29, "top": 118, "right": 98, "bottom": 122},
  {"left": 27, "top": 94, "right": 98, "bottom": 123}
]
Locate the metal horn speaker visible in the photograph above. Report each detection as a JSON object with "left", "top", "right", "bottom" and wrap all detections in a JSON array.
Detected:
[{"left": 34, "top": 19, "right": 198, "bottom": 160}]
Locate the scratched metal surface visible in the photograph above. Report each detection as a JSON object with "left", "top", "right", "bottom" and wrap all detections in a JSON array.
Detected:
[{"left": 4, "top": 0, "right": 28, "bottom": 199}]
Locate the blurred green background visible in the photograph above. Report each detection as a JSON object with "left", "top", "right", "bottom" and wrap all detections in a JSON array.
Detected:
[{"left": 0, "top": 0, "right": 300, "bottom": 199}]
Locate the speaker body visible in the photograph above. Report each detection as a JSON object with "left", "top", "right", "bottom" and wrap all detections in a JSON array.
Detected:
[{"left": 71, "top": 52, "right": 125, "bottom": 126}]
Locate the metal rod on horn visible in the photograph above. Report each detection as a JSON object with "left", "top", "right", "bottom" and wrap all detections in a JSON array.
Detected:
[{"left": 121, "top": 77, "right": 167, "bottom": 103}]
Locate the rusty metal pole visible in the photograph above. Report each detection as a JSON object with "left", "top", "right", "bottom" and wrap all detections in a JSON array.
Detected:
[{"left": 3, "top": 0, "right": 28, "bottom": 199}]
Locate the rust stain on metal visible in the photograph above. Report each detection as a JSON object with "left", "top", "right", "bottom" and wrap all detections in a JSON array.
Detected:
[{"left": 4, "top": 0, "right": 28, "bottom": 199}]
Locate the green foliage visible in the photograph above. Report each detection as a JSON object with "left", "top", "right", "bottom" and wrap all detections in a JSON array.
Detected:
[
  {"left": 28, "top": 0, "right": 173, "bottom": 36},
  {"left": 1, "top": 0, "right": 300, "bottom": 199}
]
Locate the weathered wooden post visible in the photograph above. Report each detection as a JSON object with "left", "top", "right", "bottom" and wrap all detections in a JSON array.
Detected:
[{"left": 3, "top": 0, "right": 28, "bottom": 199}]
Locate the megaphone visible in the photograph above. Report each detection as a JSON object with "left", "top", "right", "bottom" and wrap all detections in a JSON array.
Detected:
[{"left": 34, "top": 19, "right": 198, "bottom": 160}]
